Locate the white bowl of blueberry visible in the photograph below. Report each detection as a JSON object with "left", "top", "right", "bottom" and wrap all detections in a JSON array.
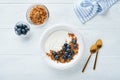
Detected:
[
  {"left": 40, "top": 24, "right": 84, "bottom": 70},
  {"left": 14, "top": 21, "right": 30, "bottom": 37}
]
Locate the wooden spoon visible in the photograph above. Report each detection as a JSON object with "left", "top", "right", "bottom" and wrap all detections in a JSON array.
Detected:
[
  {"left": 82, "top": 45, "right": 97, "bottom": 73},
  {"left": 93, "top": 39, "right": 103, "bottom": 70}
]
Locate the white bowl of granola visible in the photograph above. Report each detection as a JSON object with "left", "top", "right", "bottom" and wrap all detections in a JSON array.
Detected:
[{"left": 40, "top": 24, "right": 84, "bottom": 70}]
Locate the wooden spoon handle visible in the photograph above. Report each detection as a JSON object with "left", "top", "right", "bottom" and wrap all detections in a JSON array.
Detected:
[
  {"left": 82, "top": 54, "right": 92, "bottom": 73},
  {"left": 93, "top": 50, "right": 99, "bottom": 70}
]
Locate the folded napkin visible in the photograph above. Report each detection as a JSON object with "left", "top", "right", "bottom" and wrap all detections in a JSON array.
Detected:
[{"left": 74, "top": 0, "right": 118, "bottom": 23}]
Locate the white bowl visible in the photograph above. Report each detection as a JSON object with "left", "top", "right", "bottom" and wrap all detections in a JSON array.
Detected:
[
  {"left": 40, "top": 24, "right": 84, "bottom": 70},
  {"left": 26, "top": 4, "right": 49, "bottom": 27}
]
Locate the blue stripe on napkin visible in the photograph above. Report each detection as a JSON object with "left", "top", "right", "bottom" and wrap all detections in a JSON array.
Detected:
[{"left": 74, "top": 0, "right": 118, "bottom": 23}]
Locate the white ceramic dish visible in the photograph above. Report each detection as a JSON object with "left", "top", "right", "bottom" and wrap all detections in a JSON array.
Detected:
[
  {"left": 40, "top": 24, "right": 84, "bottom": 70},
  {"left": 26, "top": 4, "right": 49, "bottom": 27}
]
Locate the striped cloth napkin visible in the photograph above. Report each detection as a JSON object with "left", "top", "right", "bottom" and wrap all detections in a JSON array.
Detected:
[{"left": 74, "top": 0, "right": 118, "bottom": 23}]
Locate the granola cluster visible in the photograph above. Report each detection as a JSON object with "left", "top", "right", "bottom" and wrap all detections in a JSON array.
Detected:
[
  {"left": 29, "top": 5, "right": 49, "bottom": 25},
  {"left": 47, "top": 33, "right": 79, "bottom": 63}
]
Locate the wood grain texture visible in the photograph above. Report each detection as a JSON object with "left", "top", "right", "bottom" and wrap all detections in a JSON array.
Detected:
[
  {"left": 0, "top": 0, "right": 120, "bottom": 80},
  {"left": 0, "top": 29, "right": 119, "bottom": 57},
  {"left": 0, "top": 55, "right": 120, "bottom": 80},
  {"left": 0, "top": 4, "right": 120, "bottom": 29}
]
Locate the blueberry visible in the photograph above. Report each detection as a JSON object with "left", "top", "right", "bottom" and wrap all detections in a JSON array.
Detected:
[
  {"left": 52, "top": 51, "right": 57, "bottom": 56},
  {"left": 25, "top": 27, "right": 30, "bottom": 31},
  {"left": 59, "top": 51, "right": 63, "bottom": 55},
  {"left": 62, "top": 46, "right": 66, "bottom": 51},
  {"left": 55, "top": 55, "right": 59, "bottom": 60},
  {"left": 21, "top": 24, "right": 30, "bottom": 31},
  {"left": 68, "top": 55, "right": 72, "bottom": 60},
  {"left": 66, "top": 48, "right": 70, "bottom": 52},
  {"left": 15, "top": 24, "right": 22, "bottom": 31},
  {"left": 64, "top": 52, "right": 69, "bottom": 56},
  {"left": 14, "top": 26, "right": 18, "bottom": 31},
  {"left": 15, "top": 22, "right": 30, "bottom": 36},
  {"left": 73, "top": 45, "right": 77, "bottom": 49},
  {"left": 16, "top": 24, "right": 22, "bottom": 28},
  {"left": 16, "top": 28, "right": 22, "bottom": 35},
  {"left": 72, "top": 39, "right": 76, "bottom": 44},
  {"left": 64, "top": 43, "right": 68, "bottom": 47},
  {"left": 66, "top": 44, "right": 70, "bottom": 49},
  {"left": 70, "top": 50, "right": 74, "bottom": 55},
  {"left": 63, "top": 55, "right": 67, "bottom": 60},
  {"left": 21, "top": 29, "right": 27, "bottom": 35},
  {"left": 22, "top": 24, "right": 27, "bottom": 29}
]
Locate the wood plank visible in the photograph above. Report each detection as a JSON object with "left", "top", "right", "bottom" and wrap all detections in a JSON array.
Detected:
[
  {"left": 0, "top": 55, "right": 119, "bottom": 80},
  {"left": 0, "top": 29, "right": 119, "bottom": 57},
  {"left": 0, "top": 0, "right": 119, "bottom": 4},
  {"left": 0, "top": 4, "right": 120, "bottom": 29},
  {"left": 0, "top": 0, "right": 73, "bottom": 4},
  {"left": 0, "top": 29, "right": 44, "bottom": 54}
]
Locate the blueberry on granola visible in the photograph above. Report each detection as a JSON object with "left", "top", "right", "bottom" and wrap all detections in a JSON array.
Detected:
[
  {"left": 73, "top": 44, "right": 77, "bottom": 49},
  {"left": 68, "top": 55, "right": 72, "bottom": 60},
  {"left": 59, "top": 51, "right": 63, "bottom": 55},
  {"left": 64, "top": 52, "right": 69, "bottom": 56},
  {"left": 64, "top": 43, "right": 68, "bottom": 47},
  {"left": 52, "top": 51, "right": 57, "bottom": 56},
  {"left": 62, "top": 46, "right": 66, "bottom": 51},
  {"left": 63, "top": 55, "right": 67, "bottom": 60},
  {"left": 66, "top": 48, "right": 70, "bottom": 52},
  {"left": 55, "top": 55, "right": 59, "bottom": 60},
  {"left": 72, "top": 39, "right": 76, "bottom": 44},
  {"left": 66, "top": 44, "right": 70, "bottom": 49},
  {"left": 70, "top": 50, "right": 74, "bottom": 55}
]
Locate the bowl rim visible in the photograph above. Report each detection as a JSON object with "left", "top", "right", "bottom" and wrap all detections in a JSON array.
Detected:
[
  {"left": 26, "top": 4, "right": 49, "bottom": 27},
  {"left": 39, "top": 24, "right": 85, "bottom": 70}
]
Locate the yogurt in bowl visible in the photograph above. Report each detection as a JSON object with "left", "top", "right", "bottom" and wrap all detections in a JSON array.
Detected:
[
  {"left": 40, "top": 24, "right": 84, "bottom": 70},
  {"left": 45, "top": 30, "right": 71, "bottom": 54}
]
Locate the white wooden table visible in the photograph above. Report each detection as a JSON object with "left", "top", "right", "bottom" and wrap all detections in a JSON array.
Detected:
[{"left": 0, "top": 0, "right": 120, "bottom": 80}]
